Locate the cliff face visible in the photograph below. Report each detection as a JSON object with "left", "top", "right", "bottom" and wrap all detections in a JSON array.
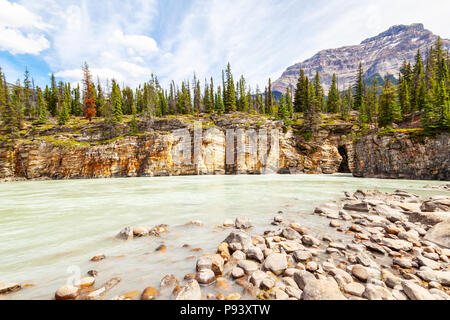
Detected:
[
  {"left": 273, "top": 24, "right": 450, "bottom": 94},
  {"left": 353, "top": 132, "right": 449, "bottom": 181},
  {"left": 0, "top": 117, "right": 354, "bottom": 181}
]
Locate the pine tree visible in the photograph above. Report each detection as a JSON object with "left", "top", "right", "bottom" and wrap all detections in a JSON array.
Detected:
[
  {"left": 58, "top": 100, "right": 70, "bottom": 125},
  {"left": 36, "top": 87, "right": 48, "bottom": 125},
  {"left": 215, "top": 86, "right": 225, "bottom": 114},
  {"left": 353, "top": 63, "right": 368, "bottom": 127},
  {"left": 313, "top": 71, "right": 325, "bottom": 112},
  {"left": 304, "top": 80, "right": 321, "bottom": 132},
  {"left": 223, "top": 63, "right": 236, "bottom": 112},
  {"left": 286, "top": 87, "right": 294, "bottom": 118},
  {"left": 82, "top": 62, "right": 96, "bottom": 121},
  {"left": 96, "top": 80, "right": 106, "bottom": 116},
  {"left": 266, "top": 78, "right": 274, "bottom": 115},
  {"left": 411, "top": 50, "right": 426, "bottom": 111},
  {"left": 277, "top": 94, "right": 289, "bottom": 121},
  {"left": 237, "top": 76, "right": 249, "bottom": 112},
  {"left": 111, "top": 80, "right": 123, "bottom": 123},
  {"left": 48, "top": 73, "right": 58, "bottom": 116},
  {"left": 23, "top": 67, "right": 33, "bottom": 117},
  {"left": 398, "top": 74, "right": 411, "bottom": 115},
  {"left": 327, "top": 74, "right": 341, "bottom": 113},
  {"left": 378, "top": 78, "right": 402, "bottom": 128},
  {"left": 294, "top": 69, "right": 308, "bottom": 112}
]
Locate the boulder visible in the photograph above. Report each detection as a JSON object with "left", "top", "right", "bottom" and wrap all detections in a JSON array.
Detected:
[
  {"left": 141, "top": 287, "right": 159, "bottom": 300},
  {"left": 55, "top": 285, "right": 80, "bottom": 300},
  {"left": 224, "top": 230, "right": 253, "bottom": 252},
  {"left": 196, "top": 269, "right": 216, "bottom": 286},
  {"left": 302, "top": 277, "right": 346, "bottom": 300},
  {"left": 263, "top": 253, "right": 287, "bottom": 275},
  {"left": 247, "top": 246, "right": 264, "bottom": 263},
  {"left": 133, "top": 226, "right": 149, "bottom": 237},
  {"left": 344, "top": 282, "right": 365, "bottom": 297},
  {"left": 424, "top": 221, "right": 450, "bottom": 248},
  {"left": 293, "top": 271, "right": 317, "bottom": 290},
  {"left": 0, "top": 283, "right": 21, "bottom": 294},
  {"left": 175, "top": 280, "right": 202, "bottom": 300},
  {"left": 421, "top": 198, "right": 450, "bottom": 212},
  {"left": 282, "top": 227, "right": 302, "bottom": 240},
  {"left": 237, "top": 260, "right": 259, "bottom": 275},
  {"left": 343, "top": 202, "right": 369, "bottom": 213},
  {"left": 235, "top": 216, "right": 253, "bottom": 230},
  {"left": 116, "top": 226, "right": 133, "bottom": 240},
  {"left": 160, "top": 274, "right": 180, "bottom": 290},
  {"left": 401, "top": 281, "right": 435, "bottom": 300},
  {"left": 352, "top": 265, "right": 369, "bottom": 282}
]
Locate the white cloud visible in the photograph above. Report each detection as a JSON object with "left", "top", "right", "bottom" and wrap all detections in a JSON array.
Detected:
[
  {"left": 0, "top": 27, "right": 49, "bottom": 55},
  {"left": 0, "top": 0, "right": 50, "bottom": 55},
  {"left": 4, "top": 0, "right": 450, "bottom": 89}
]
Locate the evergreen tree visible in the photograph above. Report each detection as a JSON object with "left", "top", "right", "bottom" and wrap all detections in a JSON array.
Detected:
[
  {"left": 223, "top": 63, "right": 236, "bottom": 112},
  {"left": 378, "top": 78, "right": 402, "bottom": 128},
  {"left": 266, "top": 78, "right": 274, "bottom": 115},
  {"left": 36, "top": 87, "right": 48, "bottom": 125},
  {"left": 285, "top": 87, "right": 294, "bottom": 118},
  {"left": 304, "top": 80, "right": 320, "bottom": 132},
  {"left": 23, "top": 67, "right": 33, "bottom": 117},
  {"left": 353, "top": 63, "right": 368, "bottom": 126},
  {"left": 237, "top": 76, "right": 249, "bottom": 112},
  {"left": 294, "top": 69, "right": 308, "bottom": 112},
  {"left": 277, "top": 94, "right": 289, "bottom": 121},
  {"left": 96, "top": 80, "right": 106, "bottom": 116},
  {"left": 111, "top": 80, "right": 123, "bottom": 123},
  {"left": 49, "top": 73, "right": 58, "bottom": 116},
  {"left": 313, "top": 71, "right": 325, "bottom": 112},
  {"left": 215, "top": 86, "right": 225, "bottom": 114},
  {"left": 326, "top": 74, "right": 341, "bottom": 113}
]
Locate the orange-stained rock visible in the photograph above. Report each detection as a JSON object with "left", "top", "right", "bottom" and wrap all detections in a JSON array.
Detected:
[
  {"left": 90, "top": 254, "right": 106, "bottom": 262},
  {"left": 141, "top": 287, "right": 159, "bottom": 300},
  {"left": 55, "top": 285, "right": 80, "bottom": 300}
]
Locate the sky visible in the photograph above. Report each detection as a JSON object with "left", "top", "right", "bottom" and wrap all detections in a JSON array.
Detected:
[{"left": 1, "top": 0, "right": 450, "bottom": 90}]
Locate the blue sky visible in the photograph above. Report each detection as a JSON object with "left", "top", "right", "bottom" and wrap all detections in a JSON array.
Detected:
[{"left": 1, "top": 0, "right": 450, "bottom": 90}]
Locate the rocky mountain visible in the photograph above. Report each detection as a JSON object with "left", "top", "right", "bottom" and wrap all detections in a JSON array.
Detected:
[{"left": 273, "top": 23, "right": 450, "bottom": 94}]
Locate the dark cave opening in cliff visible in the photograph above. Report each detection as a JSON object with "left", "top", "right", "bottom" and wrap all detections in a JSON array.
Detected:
[{"left": 338, "top": 145, "right": 351, "bottom": 173}]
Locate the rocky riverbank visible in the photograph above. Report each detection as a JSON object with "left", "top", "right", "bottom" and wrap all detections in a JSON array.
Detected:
[{"left": 2, "top": 188, "right": 449, "bottom": 300}]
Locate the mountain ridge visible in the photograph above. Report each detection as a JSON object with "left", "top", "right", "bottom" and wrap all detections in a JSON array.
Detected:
[{"left": 272, "top": 23, "right": 450, "bottom": 94}]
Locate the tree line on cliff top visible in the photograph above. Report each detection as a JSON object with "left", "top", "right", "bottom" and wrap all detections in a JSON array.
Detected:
[{"left": 0, "top": 38, "right": 449, "bottom": 137}]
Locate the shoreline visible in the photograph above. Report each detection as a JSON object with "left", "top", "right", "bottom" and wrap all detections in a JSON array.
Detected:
[{"left": 1, "top": 187, "right": 449, "bottom": 300}]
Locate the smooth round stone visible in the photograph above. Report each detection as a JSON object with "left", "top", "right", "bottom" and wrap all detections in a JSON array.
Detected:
[
  {"left": 306, "top": 261, "right": 318, "bottom": 272},
  {"left": 133, "top": 227, "right": 149, "bottom": 237},
  {"left": 223, "top": 219, "right": 234, "bottom": 227},
  {"left": 344, "top": 282, "right": 365, "bottom": 297},
  {"left": 75, "top": 277, "right": 95, "bottom": 288},
  {"left": 293, "top": 250, "right": 312, "bottom": 262},
  {"left": 237, "top": 260, "right": 259, "bottom": 275},
  {"left": 226, "top": 293, "right": 241, "bottom": 300},
  {"left": 231, "top": 267, "right": 245, "bottom": 279},
  {"left": 352, "top": 265, "right": 369, "bottom": 282},
  {"left": 141, "top": 287, "right": 159, "bottom": 300},
  {"left": 55, "top": 285, "right": 80, "bottom": 300},
  {"left": 90, "top": 254, "right": 106, "bottom": 262},
  {"left": 232, "top": 250, "right": 246, "bottom": 261},
  {"left": 330, "top": 220, "right": 341, "bottom": 228},
  {"left": 196, "top": 269, "right": 216, "bottom": 286}
]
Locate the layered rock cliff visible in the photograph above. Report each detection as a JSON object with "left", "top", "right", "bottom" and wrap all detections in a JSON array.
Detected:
[
  {"left": 353, "top": 132, "right": 449, "bottom": 180},
  {"left": 273, "top": 23, "right": 450, "bottom": 94},
  {"left": 0, "top": 115, "right": 355, "bottom": 181},
  {"left": 1, "top": 115, "right": 448, "bottom": 181}
]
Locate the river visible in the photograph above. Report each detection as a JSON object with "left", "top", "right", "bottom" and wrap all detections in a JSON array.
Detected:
[{"left": 0, "top": 174, "right": 447, "bottom": 300}]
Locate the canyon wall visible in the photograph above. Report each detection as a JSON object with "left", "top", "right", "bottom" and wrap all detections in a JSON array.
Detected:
[
  {"left": 0, "top": 118, "right": 353, "bottom": 181},
  {"left": 352, "top": 132, "right": 449, "bottom": 181},
  {"left": 1, "top": 117, "right": 447, "bottom": 181}
]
